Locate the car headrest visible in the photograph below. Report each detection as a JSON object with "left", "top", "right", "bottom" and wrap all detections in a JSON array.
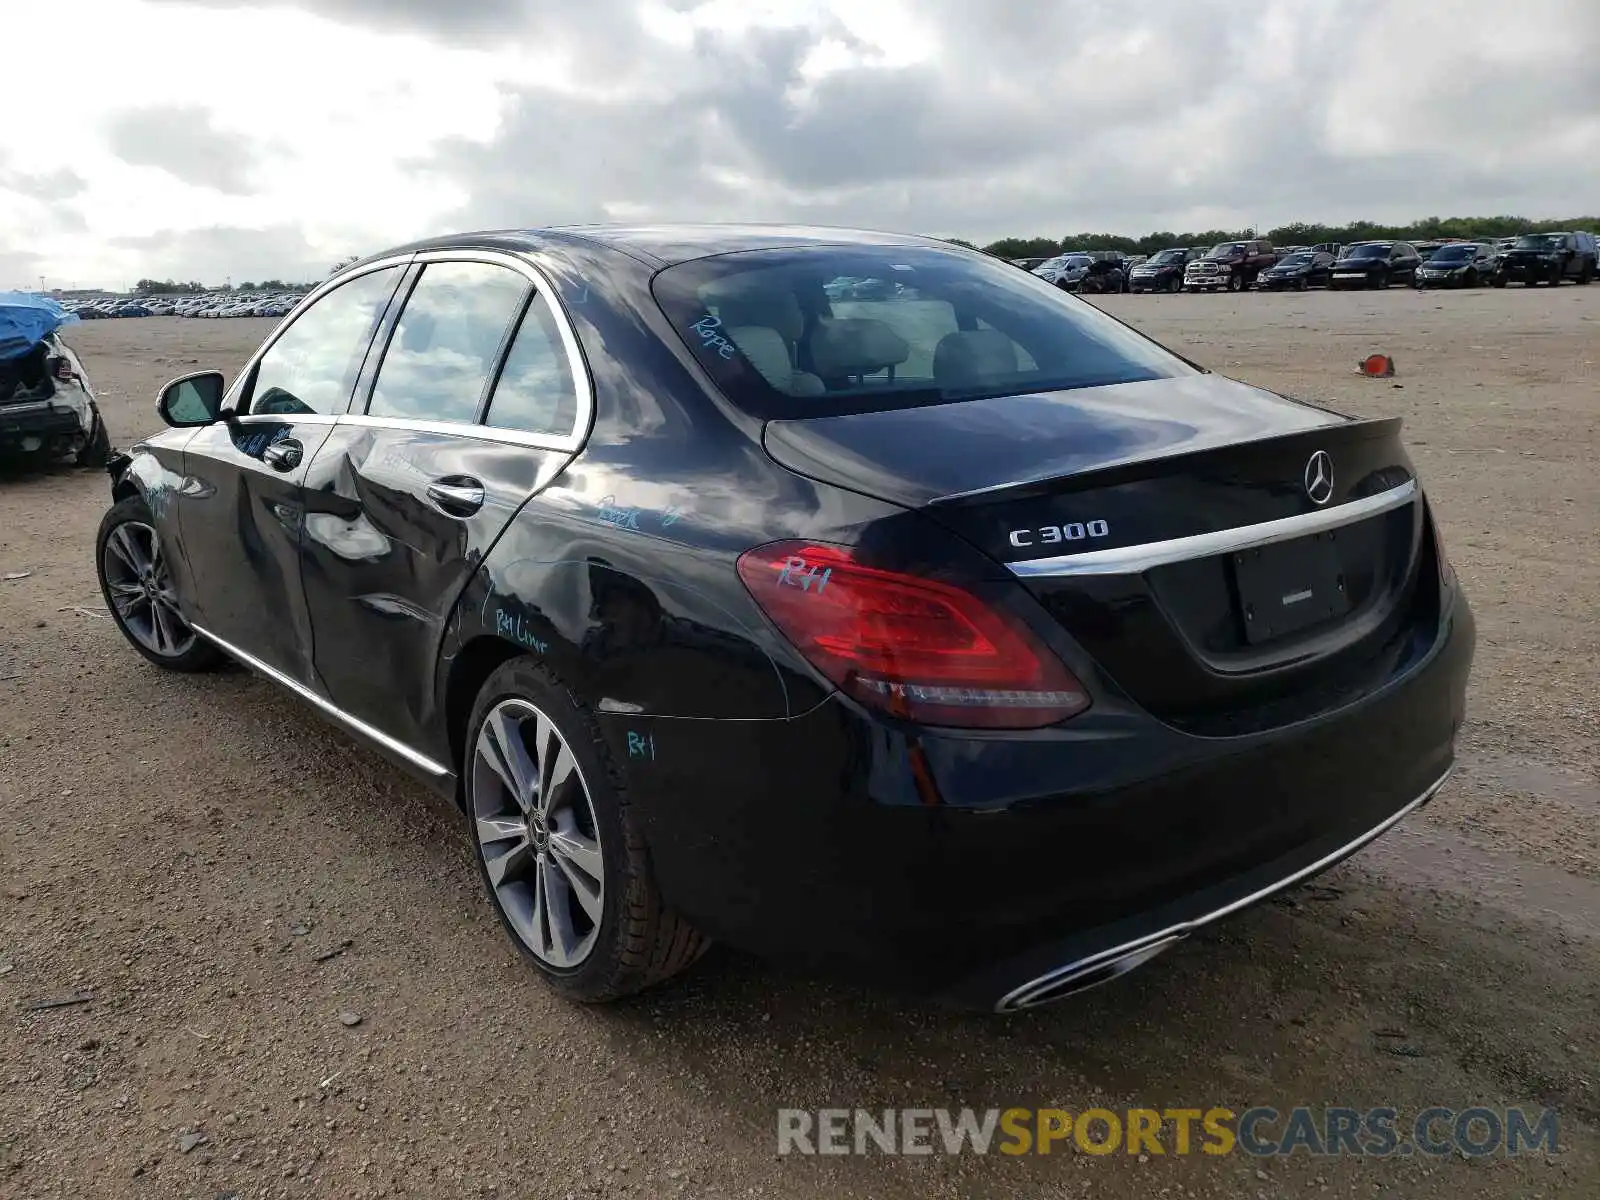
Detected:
[
  {"left": 708, "top": 288, "right": 804, "bottom": 344},
  {"left": 728, "top": 325, "right": 828, "bottom": 397},
  {"left": 807, "top": 318, "right": 909, "bottom": 379},
  {"left": 727, "top": 326, "right": 793, "bottom": 388},
  {"left": 932, "top": 330, "right": 1019, "bottom": 387}
]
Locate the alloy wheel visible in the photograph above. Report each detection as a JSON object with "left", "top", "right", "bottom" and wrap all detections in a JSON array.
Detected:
[
  {"left": 470, "top": 698, "right": 605, "bottom": 969},
  {"left": 101, "top": 520, "right": 196, "bottom": 658}
]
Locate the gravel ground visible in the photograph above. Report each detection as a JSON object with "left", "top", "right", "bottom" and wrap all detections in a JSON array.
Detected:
[{"left": 1, "top": 288, "right": 1596, "bottom": 1199}]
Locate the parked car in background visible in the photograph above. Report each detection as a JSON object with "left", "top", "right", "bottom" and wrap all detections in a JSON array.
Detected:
[
  {"left": 93, "top": 224, "right": 1474, "bottom": 1012},
  {"left": 1011, "top": 257, "right": 1051, "bottom": 271},
  {"left": 1257, "top": 249, "right": 1336, "bottom": 291},
  {"left": 1183, "top": 240, "right": 1278, "bottom": 292},
  {"left": 1128, "top": 248, "right": 1202, "bottom": 293},
  {"left": 1493, "top": 232, "right": 1596, "bottom": 286},
  {"left": 1033, "top": 254, "right": 1095, "bottom": 290},
  {"left": 1414, "top": 243, "right": 1497, "bottom": 288},
  {"left": 1075, "top": 257, "right": 1129, "bottom": 294},
  {"left": 0, "top": 295, "right": 109, "bottom": 466},
  {"left": 1327, "top": 242, "right": 1423, "bottom": 290}
]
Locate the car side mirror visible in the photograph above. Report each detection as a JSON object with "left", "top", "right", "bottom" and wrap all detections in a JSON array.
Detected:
[{"left": 157, "top": 371, "right": 226, "bottom": 427}]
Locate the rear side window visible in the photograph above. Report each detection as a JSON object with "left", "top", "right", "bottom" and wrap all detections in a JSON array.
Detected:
[
  {"left": 483, "top": 295, "right": 578, "bottom": 437},
  {"left": 653, "top": 245, "right": 1189, "bottom": 419},
  {"left": 248, "top": 266, "right": 401, "bottom": 416},
  {"left": 367, "top": 261, "right": 528, "bottom": 423}
]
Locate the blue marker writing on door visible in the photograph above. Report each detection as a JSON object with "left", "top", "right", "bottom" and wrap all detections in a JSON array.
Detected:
[{"left": 626, "top": 731, "right": 656, "bottom": 761}]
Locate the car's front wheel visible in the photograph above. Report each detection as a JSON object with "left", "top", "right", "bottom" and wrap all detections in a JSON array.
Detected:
[
  {"left": 96, "top": 495, "right": 221, "bottom": 671},
  {"left": 465, "top": 658, "right": 707, "bottom": 1002}
]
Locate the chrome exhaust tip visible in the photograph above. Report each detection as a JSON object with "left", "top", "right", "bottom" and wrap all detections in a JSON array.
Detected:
[{"left": 996, "top": 934, "right": 1185, "bottom": 1013}]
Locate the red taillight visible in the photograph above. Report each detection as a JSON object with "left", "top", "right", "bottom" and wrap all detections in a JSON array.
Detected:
[{"left": 736, "top": 541, "right": 1090, "bottom": 729}]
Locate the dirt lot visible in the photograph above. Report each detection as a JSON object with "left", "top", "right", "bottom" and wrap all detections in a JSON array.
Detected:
[{"left": 1, "top": 289, "right": 1597, "bottom": 1199}]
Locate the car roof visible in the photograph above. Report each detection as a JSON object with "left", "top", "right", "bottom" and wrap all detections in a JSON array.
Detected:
[{"left": 357, "top": 223, "right": 947, "bottom": 272}]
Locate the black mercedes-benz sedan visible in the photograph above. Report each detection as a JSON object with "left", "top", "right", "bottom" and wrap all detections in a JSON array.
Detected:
[
  {"left": 96, "top": 225, "right": 1473, "bottom": 1012},
  {"left": 1257, "top": 249, "right": 1336, "bottom": 291}
]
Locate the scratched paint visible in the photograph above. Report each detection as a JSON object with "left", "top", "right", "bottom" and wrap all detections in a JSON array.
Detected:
[{"left": 495, "top": 607, "right": 548, "bottom": 654}]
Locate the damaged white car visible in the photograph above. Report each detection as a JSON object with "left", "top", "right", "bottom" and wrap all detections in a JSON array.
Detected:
[{"left": 0, "top": 294, "right": 109, "bottom": 465}]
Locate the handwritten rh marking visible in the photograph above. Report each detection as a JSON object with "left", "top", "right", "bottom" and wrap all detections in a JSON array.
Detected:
[
  {"left": 775, "top": 556, "right": 831, "bottom": 595},
  {"left": 626, "top": 731, "right": 656, "bottom": 761}
]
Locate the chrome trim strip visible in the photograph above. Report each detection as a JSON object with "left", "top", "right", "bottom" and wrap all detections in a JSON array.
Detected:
[
  {"left": 192, "top": 624, "right": 451, "bottom": 778},
  {"left": 1008, "top": 478, "right": 1417, "bottom": 578},
  {"left": 995, "top": 765, "right": 1453, "bottom": 1012}
]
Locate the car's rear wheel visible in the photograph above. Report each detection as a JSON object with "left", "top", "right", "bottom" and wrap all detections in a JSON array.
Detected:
[
  {"left": 1166, "top": 274, "right": 1182, "bottom": 293},
  {"left": 1226, "top": 273, "right": 1242, "bottom": 293},
  {"left": 96, "top": 496, "right": 221, "bottom": 671},
  {"left": 465, "top": 658, "right": 707, "bottom": 1002}
]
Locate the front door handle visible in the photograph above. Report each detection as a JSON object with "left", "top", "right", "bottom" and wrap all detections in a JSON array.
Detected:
[
  {"left": 263, "top": 438, "right": 303, "bottom": 471},
  {"left": 427, "top": 476, "right": 485, "bottom": 517}
]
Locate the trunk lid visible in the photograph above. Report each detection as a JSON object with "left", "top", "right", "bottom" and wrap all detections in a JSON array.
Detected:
[{"left": 763, "top": 375, "right": 1434, "bottom": 735}]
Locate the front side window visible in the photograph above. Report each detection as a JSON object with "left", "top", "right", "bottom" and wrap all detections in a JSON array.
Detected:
[
  {"left": 483, "top": 295, "right": 580, "bottom": 438},
  {"left": 367, "top": 261, "right": 528, "bottom": 423},
  {"left": 248, "top": 267, "right": 402, "bottom": 416},
  {"left": 653, "top": 244, "right": 1192, "bottom": 419}
]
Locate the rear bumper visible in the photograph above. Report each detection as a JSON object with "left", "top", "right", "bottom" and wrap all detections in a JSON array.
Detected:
[
  {"left": 0, "top": 400, "right": 86, "bottom": 451},
  {"left": 606, "top": 591, "right": 1475, "bottom": 1008}
]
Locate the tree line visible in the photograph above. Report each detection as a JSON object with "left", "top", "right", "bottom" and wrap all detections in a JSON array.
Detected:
[
  {"left": 964, "top": 215, "right": 1600, "bottom": 260},
  {"left": 133, "top": 277, "right": 313, "bottom": 295}
]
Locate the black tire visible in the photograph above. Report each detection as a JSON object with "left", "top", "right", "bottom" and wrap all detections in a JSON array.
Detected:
[
  {"left": 465, "top": 657, "right": 708, "bottom": 1003},
  {"left": 1550, "top": 262, "right": 1564, "bottom": 286},
  {"left": 1464, "top": 269, "right": 1478, "bottom": 288},
  {"left": 1492, "top": 274, "right": 1507, "bottom": 288},
  {"left": 1577, "top": 262, "right": 1592, "bottom": 285},
  {"left": 76, "top": 410, "right": 111, "bottom": 467},
  {"left": 1295, "top": 278, "right": 1308, "bottom": 291},
  {"left": 1166, "top": 274, "right": 1182, "bottom": 294},
  {"left": 96, "top": 495, "right": 223, "bottom": 672},
  {"left": 1226, "top": 272, "right": 1242, "bottom": 293},
  {"left": 1370, "top": 271, "right": 1387, "bottom": 289}
]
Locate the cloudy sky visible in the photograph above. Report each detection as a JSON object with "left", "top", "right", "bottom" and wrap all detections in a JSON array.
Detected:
[{"left": 3, "top": 0, "right": 1596, "bottom": 289}]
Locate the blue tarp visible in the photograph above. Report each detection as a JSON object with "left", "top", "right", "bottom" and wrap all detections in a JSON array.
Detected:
[{"left": 0, "top": 292, "right": 78, "bottom": 361}]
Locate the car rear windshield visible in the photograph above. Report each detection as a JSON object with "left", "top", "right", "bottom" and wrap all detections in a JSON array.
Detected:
[{"left": 651, "top": 245, "right": 1193, "bottom": 419}]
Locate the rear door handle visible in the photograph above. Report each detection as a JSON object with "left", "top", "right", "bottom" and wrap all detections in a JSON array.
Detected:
[
  {"left": 427, "top": 476, "right": 485, "bottom": 517},
  {"left": 263, "top": 438, "right": 303, "bottom": 471}
]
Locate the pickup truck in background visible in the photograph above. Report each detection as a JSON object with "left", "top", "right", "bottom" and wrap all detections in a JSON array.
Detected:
[{"left": 1183, "top": 240, "right": 1279, "bottom": 292}]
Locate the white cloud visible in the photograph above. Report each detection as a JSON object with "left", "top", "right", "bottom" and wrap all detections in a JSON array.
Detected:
[{"left": 0, "top": 0, "right": 1594, "bottom": 287}]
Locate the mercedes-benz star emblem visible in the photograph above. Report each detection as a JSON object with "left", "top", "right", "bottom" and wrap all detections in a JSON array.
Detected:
[{"left": 1303, "top": 450, "right": 1334, "bottom": 505}]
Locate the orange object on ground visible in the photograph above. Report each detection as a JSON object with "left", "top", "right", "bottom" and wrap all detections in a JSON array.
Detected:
[{"left": 1359, "top": 353, "right": 1395, "bottom": 377}]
